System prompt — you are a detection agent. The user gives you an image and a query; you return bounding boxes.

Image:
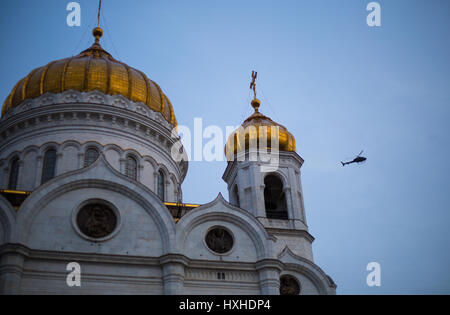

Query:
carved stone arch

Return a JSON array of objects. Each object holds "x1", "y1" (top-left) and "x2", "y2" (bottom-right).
[
  {"x1": 79, "y1": 141, "x2": 103, "y2": 169},
  {"x1": 142, "y1": 156, "x2": 158, "y2": 170},
  {"x1": 168, "y1": 174, "x2": 178, "y2": 202},
  {"x1": 37, "y1": 143, "x2": 63, "y2": 186},
  {"x1": 263, "y1": 171, "x2": 290, "y2": 220},
  {"x1": 278, "y1": 247, "x2": 336, "y2": 295},
  {"x1": 81, "y1": 141, "x2": 103, "y2": 152},
  {"x1": 12, "y1": 155, "x2": 176, "y2": 253},
  {"x1": 3, "y1": 153, "x2": 21, "y2": 189},
  {"x1": 102, "y1": 144, "x2": 122, "y2": 172},
  {"x1": 169, "y1": 174, "x2": 178, "y2": 190},
  {"x1": 22, "y1": 145, "x2": 40, "y2": 157},
  {"x1": 281, "y1": 264, "x2": 329, "y2": 295},
  {"x1": 157, "y1": 164, "x2": 171, "y2": 181},
  {"x1": 0, "y1": 194, "x2": 16, "y2": 244},
  {"x1": 61, "y1": 140, "x2": 82, "y2": 152},
  {"x1": 124, "y1": 149, "x2": 142, "y2": 163},
  {"x1": 123, "y1": 151, "x2": 140, "y2": 181},
  {"x1": 176, "y1": 194, "x2": 273, "y2": 260},
  {"x1": 179, "y1": 212, "x2": 268, "y2": 260},
  {"x1": 4, "y1": 151, "x2": 22, "y2": 163},
  {"x1": 82, "y1": 141, "x2": 104, "y2": 164},
  {"x1": 39, "y1": 142, "x2": 61, "y2": 156},
  {"x1": 103, "y1": 144, "x2": 122, "y2": 155},
  {"x1": 264, "y1": 170, "x2": 288, "y2": 188},
  {"x1": 154, "y1": 165, "x2": 170, "y2": 201},
  {"x1": 169, "y1": 174, "x2": 177, "y2": 184},
  {"x1": 15, "y1": 180, "x2": 175, "y2": 253},
  {"x1": 103, "y1": 143, "x2": 123, "y2": 154}
]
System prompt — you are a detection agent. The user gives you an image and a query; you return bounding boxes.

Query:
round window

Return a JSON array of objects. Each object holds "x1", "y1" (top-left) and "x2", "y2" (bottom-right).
[
  {"x1": 76, "y1": 203, "x2": 117, "y2": 239},
  {"x1": 280, "y1": 275, "x2": 301, "y2": 295},
  {"x1": 205, "y1": 227, "x2": 234, "y2": 254}
]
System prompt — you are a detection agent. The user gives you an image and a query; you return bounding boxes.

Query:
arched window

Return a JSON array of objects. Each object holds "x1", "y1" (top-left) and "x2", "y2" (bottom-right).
[
  {"x1": 41, "y1": 149, "x2": 57, "y2": 184},
  {"x1": 264, "y1": 175, "x2": 288, "y2": 220},
  {"x1": 125, "y1": 155, "x2": 137, "y2": 180},
  {"x1": 157, "y1": 170, "x2": 165, "y2": 201},
  {"x1": 233, "y1": 185, "x2": 240, "y2": 208},
  {"x1": 84, "y1": 148, "x2": 99, "y2": 167},
  {"x1": 8, "y1": 157, "x2": 20, "y2": 190}
]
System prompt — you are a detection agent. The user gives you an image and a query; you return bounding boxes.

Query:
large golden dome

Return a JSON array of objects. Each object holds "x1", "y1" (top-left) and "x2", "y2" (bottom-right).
[
  {"x1": 1, "y1": 27, "x2": 177, "y2": 126},
  {"x1": 225, "y1": 98, "x2": 296, "y2": 157}
]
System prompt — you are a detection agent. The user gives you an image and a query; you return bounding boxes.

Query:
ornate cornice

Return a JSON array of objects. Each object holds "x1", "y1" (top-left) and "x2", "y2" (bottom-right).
[{"x1": 1, "y1": 90, "x2": 175, "y2": 130}]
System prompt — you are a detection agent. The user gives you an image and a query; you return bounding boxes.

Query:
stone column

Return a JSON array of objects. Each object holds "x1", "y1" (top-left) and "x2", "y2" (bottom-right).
[
  {"x1": 55, "y1": 153, "x2": 63, "y2": 176},
  {"x1": 159, "y1": 254, "x2": 188, "y2": 295},
  {"x1": 234, "y1": 167, "x2": 244, "y2": 209},
  {"x1": 297, "y1": 173, "x2": 308, "y2": 225},
  {"x1": 251, "y1": 163, "x2": 266, "y2": 218},
  {"x1": 0, "y1": 245, "x2": 29, "y2": 295},
  {"x1": 164, "y1": 180, "x2": 170, "y2": 202},
  {"x1": 119, "y1": 158, "x2": 126, "y2": 174},
  {"x1": 137, "y1": 164, "x2": 144, "y2": 182},
  {"x1": 153, "y1": 172, "x2": 158, "y2": 193},
  {"x1": 283, "y1": 187, "x2": 296, "y2": 220},
  {"x1": 256, "y1": 259, "x2": 283, "y2": 295},
  {"x1": 15, "y1": 160, "x2": 25, "y2": 190},
  {"x1": 77, "y1": 153, "x2": 85, "y2": 169},
  {"x1": 257, "y1": 183, "x2": 266, "y2": 218},
  {"x1": 34, "y1": 155, "x2": 43, "y2": 188},
  {"x1": 2, "y1": 165, "x2": 9, "y2": 189},
  {"x1": 287, "y1": 168, "x2": 305, "y2": 223}
]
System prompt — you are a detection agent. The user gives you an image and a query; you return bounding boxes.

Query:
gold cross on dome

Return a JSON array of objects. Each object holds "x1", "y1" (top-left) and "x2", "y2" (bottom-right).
[{"x1": 250, "y1": 71, "x2": 258, "y2": 100}]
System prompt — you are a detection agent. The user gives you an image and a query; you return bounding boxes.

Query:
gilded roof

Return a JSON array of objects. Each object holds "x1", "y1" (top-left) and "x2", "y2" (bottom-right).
[
  {"x1": 225, "y1": 99, "x2": 296, "y2": 157},
  {"x1": 1, "y1": 27, "x2": 177, "y2": 126}
]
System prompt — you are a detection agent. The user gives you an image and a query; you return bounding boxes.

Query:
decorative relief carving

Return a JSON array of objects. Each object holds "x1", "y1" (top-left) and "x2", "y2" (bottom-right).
[
  {"x1": 61, "y1": 92, "x2": 80, "y2": 103},
  {"x1": 84, "y1": 93, "x2": 106, "y2": 104},
  {"x1": 3, "y1": 90, "x2": 175, "y2": 131},
  {"x1": 76, "y1": 203, "x2": 117, "y2": 239},
  {"x1": 41, "y1": 94, "x2": 56, "y2": 106},
  {"x1": 135, "y1": 104, "x2": 148, "y2": 116},
  {"x1": 205, "y1": 227, "x2": 234, "y2": 254},
  {"x1": 110, "y1": 95, "x2": 128, "y2": 109},
  {"x1": 18, "y1": 102, "x2": 33, "y2": 113}
]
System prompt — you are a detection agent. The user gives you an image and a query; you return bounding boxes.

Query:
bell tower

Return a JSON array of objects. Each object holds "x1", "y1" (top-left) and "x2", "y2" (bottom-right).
[{"x1": 223, "y1": 72, "x2": 314, "y2": 260}]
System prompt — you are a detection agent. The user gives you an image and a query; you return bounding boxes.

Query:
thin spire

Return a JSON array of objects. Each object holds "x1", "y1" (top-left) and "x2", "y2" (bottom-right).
[
  {"x1": 92, "y1": 0, "x2": 103, "y2": 45},
  {"x1": 97, "y1": 0, "x2": 102, "y2": 27}
]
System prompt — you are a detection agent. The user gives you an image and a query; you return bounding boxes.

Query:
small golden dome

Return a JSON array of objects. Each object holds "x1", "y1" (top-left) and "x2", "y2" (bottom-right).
[
  {"x1": 225, "y1": 100, "x2": 296, "y2": 157},
  {"x1": 2, "y1": 27, "x2": 177, "y2": 126}
]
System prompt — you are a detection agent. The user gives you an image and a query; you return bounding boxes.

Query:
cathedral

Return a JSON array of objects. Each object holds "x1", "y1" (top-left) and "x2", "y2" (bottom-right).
[{"x1": 0, "y1": 24, "x2": 336, "y2": 295}]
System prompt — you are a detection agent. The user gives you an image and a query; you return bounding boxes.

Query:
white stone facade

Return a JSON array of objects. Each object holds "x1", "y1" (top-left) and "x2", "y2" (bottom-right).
[
  {"x1": 0, "y1": 91, "x2": 336, "y2": 295},
  {"x1": 0, "y1": 90, "x2": 186, "y2": 202}
]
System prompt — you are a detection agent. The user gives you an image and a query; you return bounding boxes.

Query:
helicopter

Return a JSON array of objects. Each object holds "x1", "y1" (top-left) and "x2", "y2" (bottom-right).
[{"x1": 341, "y1": 151, "x2": 367, "y2": 167}]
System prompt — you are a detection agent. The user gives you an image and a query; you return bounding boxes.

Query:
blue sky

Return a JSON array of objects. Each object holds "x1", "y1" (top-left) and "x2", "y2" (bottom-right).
[{"x1": 1, "y1": 0, "x2": 449, "y2": 294}]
